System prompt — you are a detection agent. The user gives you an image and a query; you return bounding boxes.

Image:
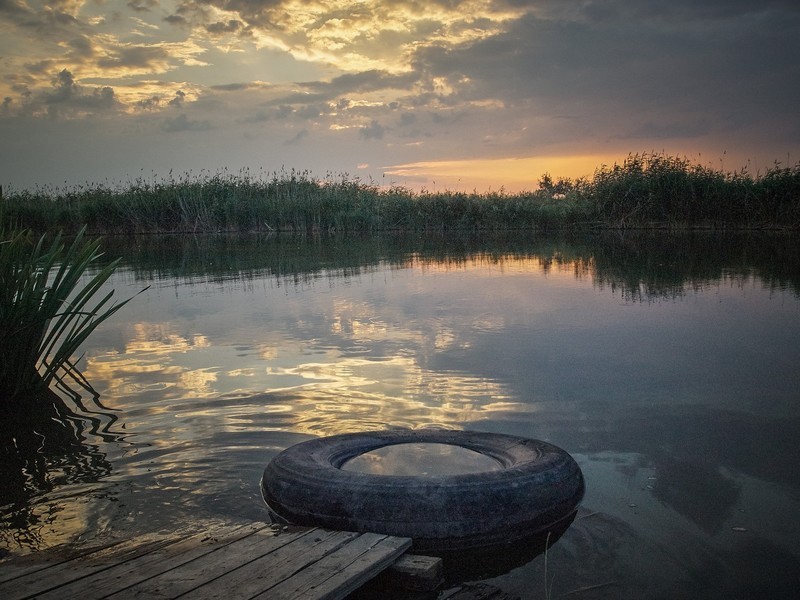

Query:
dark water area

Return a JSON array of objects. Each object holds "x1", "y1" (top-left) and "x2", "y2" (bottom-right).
[{"x1": 2, "y1": 231, "x2": 799, "y2": 598}]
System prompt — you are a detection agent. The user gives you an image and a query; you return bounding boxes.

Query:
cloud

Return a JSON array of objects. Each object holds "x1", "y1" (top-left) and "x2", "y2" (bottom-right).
[
  {"x1": 128, "y1": 0, "x2": 159, "y2": 12},
  {"x1": 402, "y1": 5, "x2": 800, "y2": 148},
  {"x1": 398, "y1": 112, "x2": 416, "y2": 127},
  {"x1": 360, "y1": 120, "x2": 385, "y2": 140},
  {"x1": 166, "y1": 1, "x2": 286, "y2": 31},
  {"x1": 168, "y1": 89, "x2": 186, "y2": 107},
  {"x1": 164, "y1": 13, "x2": 189, "y2": 26},
  {"x1": 274, "y1": 104, "x2": 293, "y2": 119},
  {"x1": 47, "y1": 68, "x2": 79, "y2": 103},
  {"x1": 136, "y1": 95, "x2": 162, "y2": 110},
  {"x1": 97, "y1": 44, "x2": 173, "y2": 71},
  {"x1": 300, "y1": 70, "x2": 418, "y2": 97},
  {"x1": 0, "y1": 1, "x2": 209, "y2": 114},
  {"x1": 0, "y1": 68, "x2": 123, "y2": 119},
  {"x1": 161, "y1": 112, "x2": 212, "y2": 132},
  {"x1": 263, "y1": 91, "x2": 329, "y2": 107},
  {"x1": 0, "y1": 0, "x2": 82, "y2": 32},
  {"x1": 206, "y1": 19, "x2": 244, "y2": 35},
  {"x1": 294, "y1": 103, "x2": 325, "y2": 119},
  {"x1": 0, "y1": 0, "x2": 30, "y2": 20},
  {"x1": 1, "y1": 0, "x2": 799, "y2": 191},
  {"x1": 163, "y1": 0, "x2": 522, "y2": 73},
  {"x1": 620, "y1": 119, "x2": 713, "y2": 141},
  {"x1": 285, "y1": 129, "x2": 308, "y2": 145},
  {"x1": 66, "y1": 34, "x2": 96, "y2": 59}
]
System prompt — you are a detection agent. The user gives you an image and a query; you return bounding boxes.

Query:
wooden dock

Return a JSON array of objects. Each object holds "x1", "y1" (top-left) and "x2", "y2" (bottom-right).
[{"x1": 0, "y1": 521, "x2": 413, "y2": 600}]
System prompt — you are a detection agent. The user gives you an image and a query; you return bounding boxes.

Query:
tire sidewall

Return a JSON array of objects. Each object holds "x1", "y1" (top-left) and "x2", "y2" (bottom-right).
[{"x1": 262, "y1": 429, "x2": 584, "y2": 551}]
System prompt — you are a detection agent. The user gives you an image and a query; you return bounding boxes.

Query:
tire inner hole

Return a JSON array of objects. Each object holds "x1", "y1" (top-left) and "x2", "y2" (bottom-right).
[{"x1": 341, "y1": 442, "x2": 504, "y2": 476}]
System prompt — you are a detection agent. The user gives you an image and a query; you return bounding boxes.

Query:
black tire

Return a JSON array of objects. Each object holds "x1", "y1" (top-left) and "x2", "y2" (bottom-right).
[{"x1": 261, "y1": 429, "x2": 584, "y2": 552}]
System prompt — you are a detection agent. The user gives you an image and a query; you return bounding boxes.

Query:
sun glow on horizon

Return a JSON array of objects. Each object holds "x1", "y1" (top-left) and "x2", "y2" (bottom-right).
[{"x1": 383, "y1": 154, "x2": 625, "y2": 193}]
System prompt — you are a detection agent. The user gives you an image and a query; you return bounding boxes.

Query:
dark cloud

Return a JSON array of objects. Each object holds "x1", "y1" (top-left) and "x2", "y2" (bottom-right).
[
  {"x1": 25, "y1": 60, "x2": 55, "y2": 74},
  {"x1": 36, "y1": 69, "x2": 119, "y2": 118},
  {"x1": 0, "y1": 0, "x2": 31, "y2": 20},
  {"x1": 241, "y1": 109, "x2": 269, "y2": 123},
  {"x1": 97, "y1": 45, "x2": 170, "y2": 70},
  {"x1": 161, "y1": 112, "x2": 212, "y2": 132},
  {"x1": 67, "y1": 35, "x2": 95, "y2": 59},
  {"x1": 206, "y1": 19, "x2": 243, "y2": 35},
  {"x1": 274, "y1": 104, "x2": 292, "y2": 119},
  {"x1": 168, "y1": 90, "x2": 186, "y2": 107},
  {"x1": 294, "y1": 103, "x2": 324, "y2": 119},
  {"x1": 285, "y1": 129, "x2": 308, "y2": 145},
  {"x1": 620, "y1": 119, "x2": 712, "y2": 141},
  {"x1": 499, "y1": 0, "x2": 800, "y2": 21},
  {"x1": 211, "y1": 82, "x2": 255, "y2": 91},
  {"x1": 0, "y1": 0, "x2": 93, "y2": 42},
  {"x1": 397, "y1": 112, "x2": 416, "y2": 127},
  {"x1": 47, "y1": 69, "x2": 79, "y2": 104},
  {"x1": 24, "y1": 1, "x2": 80, "y2": 29},
  {"x1": 127, "y1": 0, "x2": 159, "y2": 12},
  {"x1": 409, "y1": 6, "x2": 800, "y2": 142},
  {"x1": 164, "y1": 14, "x2": 189, "y2": 26},
  {"x1": 87, "y1": 87, "x2": 116, "y2": 109},
  {"x1": 10, "y1": 82, "x2": 31, "y2": 98},
  {"x1": 301, "y1": 70, "x2": 417, "y2": 96},
  {"x1": 618, "y1": 0, "x2": 800, "y2": 20},
  {"x1": 264, "y1": 91, "x2": 328, "y2": 107},
  {"x1": 137, "y1": 95, "x2": 162, "y2": 110},
  {"x1": 166, "y1": 0, "x2": 284, "y2": 30},
  {"x1": 360, "y1": 120, "x2": 385, "y2": 140},
  {"x1": 257, "y1": 71, "x2": 417, "y2": 117}
]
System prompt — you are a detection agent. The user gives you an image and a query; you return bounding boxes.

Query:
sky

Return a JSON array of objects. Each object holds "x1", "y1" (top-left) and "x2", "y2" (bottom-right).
[{"x1": 1, "y1": 0, "x2": 799, "y2": 193}]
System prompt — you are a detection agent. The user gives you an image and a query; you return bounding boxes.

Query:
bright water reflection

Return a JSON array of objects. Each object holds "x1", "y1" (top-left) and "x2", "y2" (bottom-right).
[
  {"x1": 341, "y1": 443, "x2": 504, "y2": 476},
  {"x1": 1, "y1": 232, "x2": 799, "y2": 598}
]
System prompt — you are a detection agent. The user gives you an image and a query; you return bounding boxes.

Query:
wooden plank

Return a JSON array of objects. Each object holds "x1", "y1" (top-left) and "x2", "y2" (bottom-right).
[
  {"x1": 107, "y1": 527, "x2": 318, "y2": 599},
  {"x1": 1, "y1": 525, "x2": 414, "y2": 600},
  {"x1": 257, "y1": 532, "x2": 412, "y2": 600},
  {"x1": 0, "y1": 522, "x2": 265, "y2": 600},
  {"x1": 0, "y1": 537, "x2": 177, "y2": 600},
  {"x1": 305, "y1": 534, "x2": 411, "y2": 600},
  {"x1": 33, "y1": 522, "x2": 269, "y2": 600},
  {"x1": 387, "y1": 554, "x2": 444, "y2": 591},
  {"x1": 179, "y1": 529, "x2": 360, "y2": 600},
  {"x1": 0, "y1": 519, "x2": 251, "y2": 585},
  {"x1": 0, "y1": 540, "x2": 128, "y2": 584}
]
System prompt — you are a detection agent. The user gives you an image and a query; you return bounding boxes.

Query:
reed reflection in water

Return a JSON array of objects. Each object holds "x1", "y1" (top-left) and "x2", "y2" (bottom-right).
[{"x1": 2, "y1": 232, "x2": 799, "y2": 599}]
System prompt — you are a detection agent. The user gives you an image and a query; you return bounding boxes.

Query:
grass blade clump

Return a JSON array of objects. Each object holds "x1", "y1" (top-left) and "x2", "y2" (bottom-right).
[{"x1": 0, "y1": 226, "x2": 137, "y2": 400}]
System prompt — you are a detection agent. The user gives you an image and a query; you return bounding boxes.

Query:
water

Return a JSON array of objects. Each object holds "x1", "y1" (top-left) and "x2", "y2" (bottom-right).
[
  {"x1": 341, "y1": 442, "x2": 504, "y2": 475},
  {"x1": 2, "y1": 231, "x2": 799, "y2": 598}
]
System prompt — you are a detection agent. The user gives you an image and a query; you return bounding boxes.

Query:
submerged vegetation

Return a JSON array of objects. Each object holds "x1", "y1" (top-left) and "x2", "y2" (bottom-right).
[
  {"x1": 98, "y1": 229, "x2": 800, "y2": 300},
  {"x1": 2, "y1": 153, "x2": 799, "y2": 234},
  {"x1": 0, "y1": 227, "x2": 137, "y2": 401}
]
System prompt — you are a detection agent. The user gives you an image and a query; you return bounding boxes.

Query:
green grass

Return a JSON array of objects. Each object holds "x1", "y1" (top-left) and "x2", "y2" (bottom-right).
[
  {"x1": 0, "y1": 226, "x2": 140, "y2": 400},
  {"x1": 2, "y1": 153, "x2": 799, "y2": 234},
  {"x1": 588, "y1": 153, "x2": 800, "y2": 227}
]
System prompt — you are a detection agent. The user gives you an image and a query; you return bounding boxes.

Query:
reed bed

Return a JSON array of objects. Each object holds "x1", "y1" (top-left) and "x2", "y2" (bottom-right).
[
  {"x1": 2, "y1": 153, "x2": 798, "y2": 234},
  {"x1": 0, "y1": 226, "x2": 139, "y2": 401}
]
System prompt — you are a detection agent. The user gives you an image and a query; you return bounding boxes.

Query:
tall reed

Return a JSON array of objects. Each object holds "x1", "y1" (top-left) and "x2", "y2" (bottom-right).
[
  {"x1": 2, "y1": 154, "x2": 798, "y2": 233},
  {"x1": 0, "y1": 227, "x2": 138, "y2": 401}
]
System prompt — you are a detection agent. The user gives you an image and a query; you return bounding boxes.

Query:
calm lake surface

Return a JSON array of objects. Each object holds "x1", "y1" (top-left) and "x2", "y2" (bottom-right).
[{"x1": 2, "y1": 231, "x2": 799, "y2": 598}]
